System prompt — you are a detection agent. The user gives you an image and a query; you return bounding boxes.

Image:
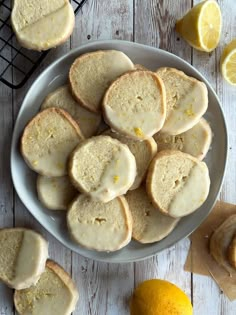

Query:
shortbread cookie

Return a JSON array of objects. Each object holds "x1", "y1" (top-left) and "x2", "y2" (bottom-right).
[
  {"x1": 11, "y1": 0, "x2": 75, "y2": 51},
  {"x1": 21, "y1": 108, "x2": 84, "y2": 177},
  {"x1": 0, "y1": 228, "x2": 48, "y2": 290},
  {"x1": 134, "y1": 64, "x2": 149, "y2": 70},
  {"x1": 103, "y1": 129, "x2": 157, "y2": 190},
  {"x1": 156, "y1": 67, "x2": 208, "y2": 135},
  {"x1": 69, "y1": 50, "x2": 134, "y2": 113},
  {"x1": 41, "y1": 85, "x2": 101, "y2": 138},
  {"x1": 69, "y1": 135, "x2": 136, "y2": 202},
  {"x1": 37, "y1": 175, "x2": 77, "y2": 210},
  {"x1": 126, "y1": 186, "x2": 179, "y2": 243},
  {"x1": 67, "y1": 195, "x2": 132, "y2": 251},
  {"x1": 154, "y1": 118, "x2": 212, "y2": 160},
  {"x1": 103, "y1": 70, "x2": 166, "y2": 140},
  {"x1": 14, "y1": 260, "x2": 79, "y2": 315},
  {"x1": 146, "y1": 150, "x2": 210, "y2": 218},
  {"x1": 210, "y1": 215, "x2": 236, "y2": 274}
]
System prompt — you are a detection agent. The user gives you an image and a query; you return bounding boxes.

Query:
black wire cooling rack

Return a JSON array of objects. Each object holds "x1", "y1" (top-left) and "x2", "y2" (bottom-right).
[{"x1": 0, "y1": 0, "x2": 88, "y2": 89}]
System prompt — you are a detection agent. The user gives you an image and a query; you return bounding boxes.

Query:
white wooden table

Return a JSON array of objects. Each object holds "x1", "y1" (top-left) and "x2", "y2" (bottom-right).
[{"x1": 1, "y1": 1, "x2": 236, "y2": 314}]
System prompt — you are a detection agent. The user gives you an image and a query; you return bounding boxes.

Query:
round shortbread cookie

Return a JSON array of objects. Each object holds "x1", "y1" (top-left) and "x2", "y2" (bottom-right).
[
  {"x1": 11, "y1": 0, "x2": 75, "y2": 51},
  {"x1": 156, "y1": 67, "x2": 208, "y2": 135},
  {"x1": 126, "y1": 186, "x2": 179, "y2": 244},
  {"x1": 210, "y1": 215, "x2": 236, "y2": 275},
  {"x1": 14, "y1": 260, "x2": 79, "y2": 315},
  {"x1": 146, "y1": 150, "x2": 210, "y2": 218},
  {"x1": 0, "y1": 228, "x2": 48, "y2": 290},
  {"x1": 103, "y1": 129, "x2": 157, "y2": 190},
  {"x1": 154, "y1": 118, "x2": 212, "y2": 160},
  {"x1": 69, "y1": 50, "x2": 134, "y2": 113},
  {"x1": 21, "y1": 108, "x2": 84, "y2": 177},
  {"x1": 69, "y1": 135, "x2": 136, "y2": 202},
  {"x1": 134, "y1": 64, "x2": 149, "y2": 71},
  {"x1": 67, "y1": 195, "x2": 132, "y2": 252},
  {"x1": 37, "y1": 175, "x2": 77, "y2": 210},
  {"x1": 41, "y1": 85, "x2": 101, "y2": 138},
  {"x1": 102, "y1": 70, "x2": 166, "y2": 140}
]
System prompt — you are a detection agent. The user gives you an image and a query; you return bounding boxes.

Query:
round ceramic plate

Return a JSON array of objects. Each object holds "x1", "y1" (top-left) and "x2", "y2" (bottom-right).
[{"x1": 11, "y1": 40, "x2": 227, "y2": 263}]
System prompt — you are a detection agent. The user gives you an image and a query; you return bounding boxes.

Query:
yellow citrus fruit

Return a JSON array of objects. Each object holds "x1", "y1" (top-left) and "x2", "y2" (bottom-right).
[
  {"x1": 130, "y1": 279, "x2": 193, "y2": 315},
  {"x1": 175, "y1": 0, "x2": 222, "y2": 52},
  {"x1": 220, "y1": 39, "x2": 236, "y2": 85}
]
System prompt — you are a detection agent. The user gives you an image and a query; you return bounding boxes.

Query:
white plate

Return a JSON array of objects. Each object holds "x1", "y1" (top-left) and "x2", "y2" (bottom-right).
[{"x1": 11, "y1": 40, "x2": 227, "y2": 263}]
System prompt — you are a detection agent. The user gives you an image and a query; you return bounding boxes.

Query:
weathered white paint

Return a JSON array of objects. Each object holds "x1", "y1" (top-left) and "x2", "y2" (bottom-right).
[
  {"x1": 0, "y1": 1, "x2": 235, "y2": 314},
  {"x1": 191, "y1": 1, "x2": 236, "y2": 314}
]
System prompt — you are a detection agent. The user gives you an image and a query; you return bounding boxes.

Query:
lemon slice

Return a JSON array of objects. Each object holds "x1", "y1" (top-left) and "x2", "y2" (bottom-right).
[
  {"x1": 176, "y1": 0, "x2": 222, "y2": 52},
  {"x1": 221, "y1": 40, "x2": 236, "y2": 85}
]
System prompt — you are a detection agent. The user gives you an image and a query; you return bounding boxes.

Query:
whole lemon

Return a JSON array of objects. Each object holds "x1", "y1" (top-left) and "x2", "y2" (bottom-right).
[{"x1": 130, "y1": 279, "x2": 193, "y2": 315}]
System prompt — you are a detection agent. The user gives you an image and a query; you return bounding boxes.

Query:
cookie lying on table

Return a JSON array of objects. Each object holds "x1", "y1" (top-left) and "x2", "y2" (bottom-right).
[
  {"x1": 14, "y1": 260, "x2": 79, "y2": 315},
  {"x1": 11, "y1": 0, "x2": 75, "y2": 51},
  {"x1": 0, "y1": 228, "x2": 48, "y2": 290}
]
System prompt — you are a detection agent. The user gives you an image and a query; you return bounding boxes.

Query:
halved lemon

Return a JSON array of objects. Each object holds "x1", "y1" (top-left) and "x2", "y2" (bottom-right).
[
  {"x1": 221, "y1": 40, "x2": 236, "y2": 85},
  {"x1": 176, "y1": 0, "x2": 222, "y2": 52}
]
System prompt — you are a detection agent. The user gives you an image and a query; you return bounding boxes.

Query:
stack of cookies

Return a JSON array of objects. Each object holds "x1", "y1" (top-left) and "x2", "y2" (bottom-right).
[{"x1": 21, "y1": 50, "x2": 211, "y2": 252}]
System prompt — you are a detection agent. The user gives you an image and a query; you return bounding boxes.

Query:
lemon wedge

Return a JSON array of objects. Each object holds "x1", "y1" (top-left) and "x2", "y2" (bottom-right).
[
  {"x1": 221, "y1": 39, "x2": 236, "y2": 85},
  {"x1": 176, "y1": 0, "x2": 222, "y2": 52}
]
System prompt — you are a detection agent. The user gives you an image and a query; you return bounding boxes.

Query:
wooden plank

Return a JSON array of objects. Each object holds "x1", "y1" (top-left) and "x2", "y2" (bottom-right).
[
  {"x1": 191, "y1": 1, "x2": 236, "y2": 314},
  {"x1": 0, "y1": 70, "x2": 14, "y2": 315},
  {"x1": 134, "y1": 0, "x2": 192, "y2": 60},
  {"x1": 71, "y1": 0, "x2": 133, "y2": 46},
  {"x1": 11, "y1": 17, "x2": 74, "y2": 315},
  {"x1": 71, "y1": 1, "x2": 134, "y2": 314},
  {"x1": 134, "y1": 0, "x2": 192, "y2": 306}
]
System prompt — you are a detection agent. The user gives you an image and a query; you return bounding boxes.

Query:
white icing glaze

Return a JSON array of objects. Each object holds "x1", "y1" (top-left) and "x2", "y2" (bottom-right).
[
  {"x1": 13, "y1": 231, "x2": 48, "y2": 289},
  {"x1": 169, "y1": 163, "x2": 210, "y2": 217},
  {"x1": 183, "y1": 118, "x2": 212, "y2": 160},
  {"x1": 105, "y1": 106, "x2": 165, "y2": 139},
  {"x1": 17, "y1": 4, "x2": 74, "y2": 50},
  {"x1": 162, "y1": 82, "x2": 208, "y2": 135},
  {"x1": 24, "y1": 286, "x2": 77, "y2": 315},
  {"x1": 90, "y1": 145, "x2": 136, "y2": 202}
]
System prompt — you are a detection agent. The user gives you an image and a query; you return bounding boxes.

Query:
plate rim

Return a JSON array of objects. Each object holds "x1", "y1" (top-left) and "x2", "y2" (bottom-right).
[{"x1": 10, "y1": 39, "x2": 228, "y2": 263}]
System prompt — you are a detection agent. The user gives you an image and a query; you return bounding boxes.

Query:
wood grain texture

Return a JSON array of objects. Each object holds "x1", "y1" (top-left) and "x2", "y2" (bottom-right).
[
  {"x1": 191, "y1": 1, "x2": 236, "y2": 314},
  {"x1": 0, "y1": 0, "x2": 235, "y2": 314},
  {"x1": 71, "y1": 0, "x2": 133, "y2": 47},
  {"x1": 134, "y1": 0, "x2": 192, "y2": 309}
]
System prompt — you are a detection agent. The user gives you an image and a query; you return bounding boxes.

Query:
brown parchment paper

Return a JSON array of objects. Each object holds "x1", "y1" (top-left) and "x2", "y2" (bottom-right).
[{"x1": 184, "y1": 200, "x2": 236, "y2": 301}]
